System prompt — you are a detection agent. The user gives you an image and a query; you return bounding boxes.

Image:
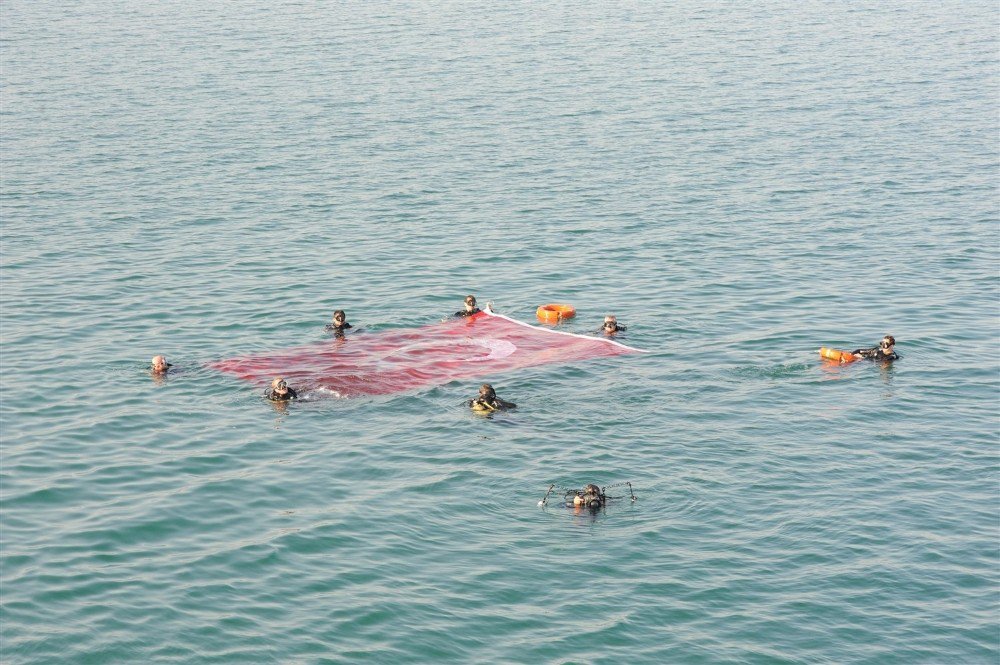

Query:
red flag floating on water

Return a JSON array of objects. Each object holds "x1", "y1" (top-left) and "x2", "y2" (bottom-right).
[{"x1": 209, "y1": 308, "x2": 644, "y2": 397}]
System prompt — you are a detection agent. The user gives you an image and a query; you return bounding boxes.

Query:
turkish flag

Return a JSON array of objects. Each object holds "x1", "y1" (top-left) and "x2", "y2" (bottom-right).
[{"x1": 209, "y1": 309, "x2": 643, "y2": 397}]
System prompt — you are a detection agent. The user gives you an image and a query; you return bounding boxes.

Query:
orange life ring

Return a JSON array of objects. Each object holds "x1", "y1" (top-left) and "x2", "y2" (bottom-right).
[
  {"x1": 536, "y1": 303, "x2": 576, "y2": 323},
  {"x1": 819, "y1": 347, "x2": 859, "y2": 364}
]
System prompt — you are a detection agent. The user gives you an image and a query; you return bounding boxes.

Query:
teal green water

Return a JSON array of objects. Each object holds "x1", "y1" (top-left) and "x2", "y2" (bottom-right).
[{"x1": 2, "y1": 2, "x2": 998, "y2": 663}]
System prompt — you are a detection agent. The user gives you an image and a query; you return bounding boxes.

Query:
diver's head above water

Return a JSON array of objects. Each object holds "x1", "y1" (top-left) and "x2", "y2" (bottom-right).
[
  {"x1": 572, "y1": 483, "x2": 605, "y2": 509},
  {"x1": 469, "y1": 383, "x2": 515, "y2": 411},
  {"x1": 456, "y1": 295, "x2": 481, "y2": 317},
  {"x1": 602, "y1": 315, "x2": 625, "y2": 334},
  {"x1": 265, "y1": 377, "x2": 297, "y2": 403},
  {"x1": 266, "y1": 377, "x2": 298, "y2": 401},
  {"x1": 267, "y1": 377, "x2": 297, "y2": 401},
  {"x1": 543, "y1": 482, "x2": 634, "y2": 509},
  {"x1": 332, "y1": 309, "x2": 348, "y2": 327},
  {"x1": 151, "y1": 355, "x2": 171, "y2": 373},
  {"x1": 851, "y1": 334, "x2": 900, "y2": 361}
]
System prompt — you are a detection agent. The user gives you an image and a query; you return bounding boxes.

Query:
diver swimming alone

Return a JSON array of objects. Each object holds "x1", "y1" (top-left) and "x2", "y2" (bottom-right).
[
  {"x1": 265, "y1": 377, "x2": 298, "y2": 401},
  {"x1": 600, "y1": 315, "x2": 627, "y2": 335},
  {"x1": 325, "y1": 309, "x2": 353, "y2": 334},
  {"x1": 151, "y1": 355, "x2": 172, "y2": 374},
  {"x1": 455, "y1": 295, "x2": 481, "y2": 318},
  {"x1": 537, "y1": 482, "x2": 637, "y2": 510},
  {"x1": 570, "y1": 484, "x2": 605, "y2": 509},
  {"x1": 852, "y1": 335, "x2": 900, "y2": 361},
  {"x1": 469, "y1": 383, "x2": 516, "y2": 412}
]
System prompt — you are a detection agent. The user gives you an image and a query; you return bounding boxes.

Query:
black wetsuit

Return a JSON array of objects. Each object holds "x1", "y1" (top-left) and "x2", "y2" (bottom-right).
[
  {"x1": 325, "y1": 322, "x2": 352, "y2": 332},
  {"x1": 455, "y1": 308, "x2": 481, "y2": 317},
  {"x1": 265, "y1": 387, "x2": 299, "y2": 401},
  {"x1": 601, "y1": 323, "x2": 627, "y2": 333},
  {"x1": 565, "y1": 490, "x2": 604, "y2": 509},
  {"x1": 852, "y1": 347, "x2": 900, "y2": 361},
  {"x1": 469, "y1": 396, "x2": 515, "y2": 411}
]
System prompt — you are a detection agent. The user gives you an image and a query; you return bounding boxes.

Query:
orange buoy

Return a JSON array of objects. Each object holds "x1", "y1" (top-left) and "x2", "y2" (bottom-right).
[
  {"x1": 819, "y1": 347, "x2": 859, "y2": 364},
  {"x1": 536, "y1": 303, "x2": 576, "y2": 323}
]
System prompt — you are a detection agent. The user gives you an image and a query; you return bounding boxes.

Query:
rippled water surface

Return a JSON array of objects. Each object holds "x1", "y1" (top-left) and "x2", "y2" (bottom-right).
[{"x1": 2, "y1": 1, "x2": 998, "y2": 663}]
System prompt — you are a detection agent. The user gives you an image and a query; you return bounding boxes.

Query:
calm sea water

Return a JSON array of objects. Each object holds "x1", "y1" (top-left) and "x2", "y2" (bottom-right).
[{"x1": 2, "y1": 1, "x2": 998, "y2": 663}]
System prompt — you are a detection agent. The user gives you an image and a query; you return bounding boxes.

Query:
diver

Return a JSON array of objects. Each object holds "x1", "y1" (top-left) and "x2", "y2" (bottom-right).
[
  {"x1": 150, "y1": 355, "x2": 172, "y2": 374},
  {"x1": 455, "y1": 295, "x2": 481, "y2": 317},
  {"x1": 568, "y1": 484, "x2": 605, "y2": 509},
  {"x1": 325, "y1": 309, "x2": 352, "y2": 334},
  {"x1": 538, "y1": 482, "x2": 636, "y2": 509},
  {"x1": 852, "y1": 335, "x2": 900, "y2": 361},
  {"x1": 469, "y1": 383, "x2": 515, "y2": 412},
  {"x1": 265, "y1": 377, "x2": 299, "y2": 401},
  {"x1": 599, "y1": 315, "x2": 627, "y2": 335}
]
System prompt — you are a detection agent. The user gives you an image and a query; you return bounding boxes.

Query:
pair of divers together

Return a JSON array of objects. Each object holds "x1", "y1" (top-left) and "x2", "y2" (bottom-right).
[
  {"x1": 540, "y1": 336, "x2": 899, "y2": 514},
  {"x1": 460, "y1": 306, "x2": 514, "y2": 412},
  {"x1": 263, "y1": 310, "x2": 353, "y2": 401},
  {"x1": 461, "y1": 295, "x2": 624, "y2": 413},
  {"x1": 149, "y1": 355, "x2": 302, "y2": 402},
  {"x1": 463, "y1": 294, "x2": 620, "y2": 512},
  {"x1": 261, "y1": 309, "x2": 347, "y2": 401},
  {"x1": 457, "y1": 295, "x2": 627, "y2": 335}
]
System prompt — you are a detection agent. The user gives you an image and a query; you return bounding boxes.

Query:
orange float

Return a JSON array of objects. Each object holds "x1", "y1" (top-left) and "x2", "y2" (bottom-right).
[
  {"x1": 819, "y1": 347, "x2": 859, "y2": 364},
  {"x1": 536, "y1": 303, "x2": 576, "y2": 323}
]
